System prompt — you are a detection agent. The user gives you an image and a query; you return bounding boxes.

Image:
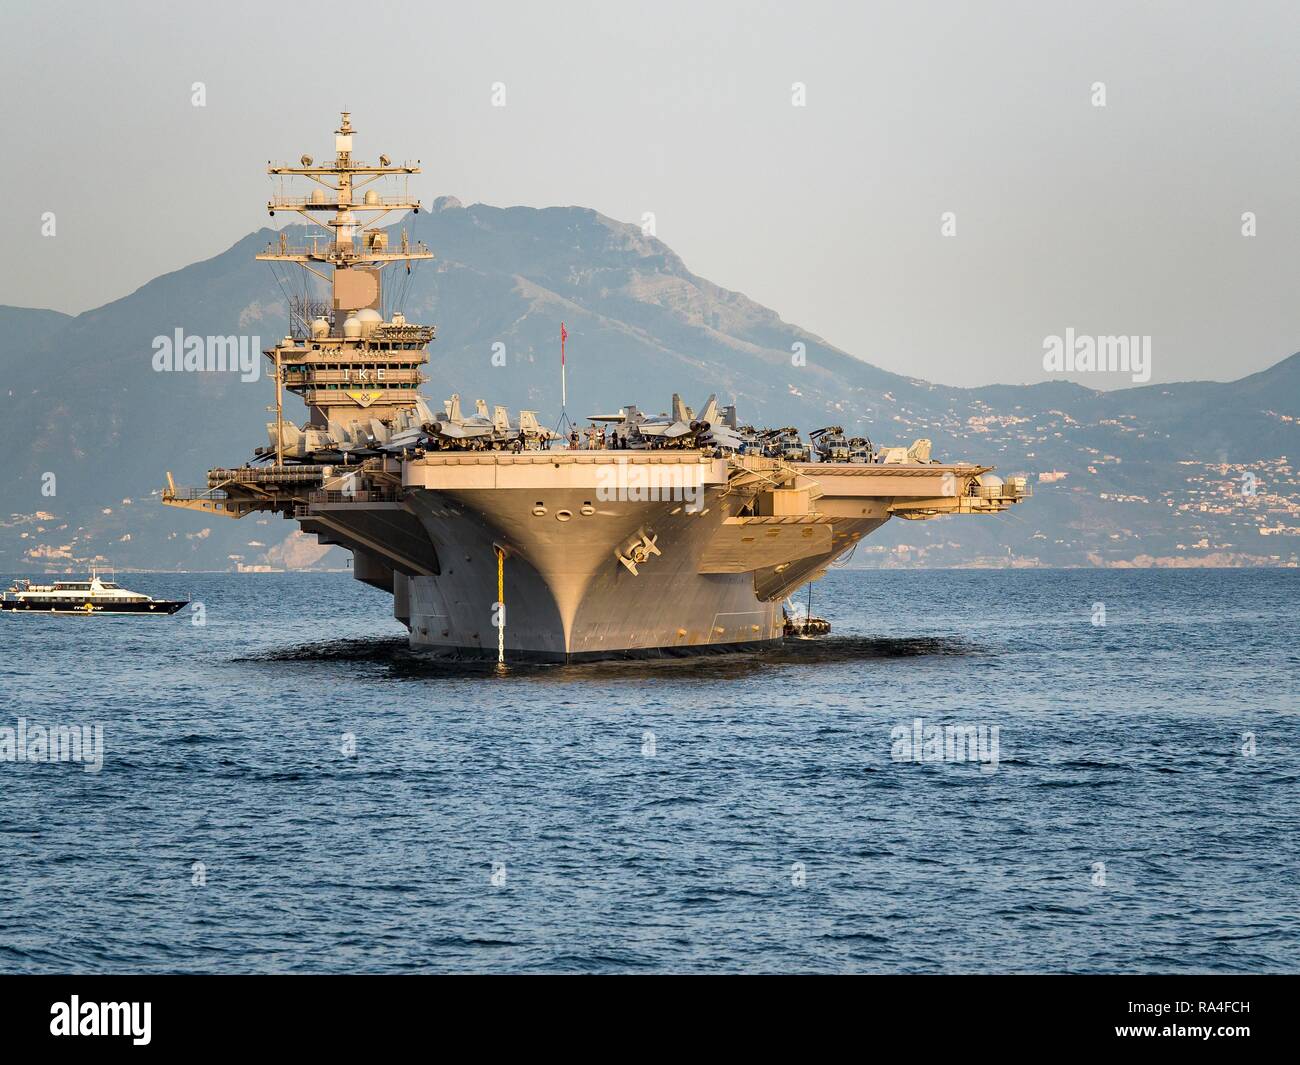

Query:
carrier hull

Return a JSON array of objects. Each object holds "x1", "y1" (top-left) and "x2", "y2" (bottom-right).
[{"x1": 287, "y1": 451, "x2": 1017, "y2": 662}]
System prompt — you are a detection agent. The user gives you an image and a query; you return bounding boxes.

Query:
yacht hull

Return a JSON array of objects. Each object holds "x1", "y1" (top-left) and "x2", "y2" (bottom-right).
[{"x1": 0, "y1": 600, "x2": 188, "y2": 615}]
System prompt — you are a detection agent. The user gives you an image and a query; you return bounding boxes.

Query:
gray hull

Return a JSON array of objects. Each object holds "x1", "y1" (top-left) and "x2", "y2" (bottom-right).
[
  {"x1": 290, "y1": 451, "x2": 1019, "y2": 662},
  {"x1": 402, "y1": 487, "x2": 789, "y2": 660}
]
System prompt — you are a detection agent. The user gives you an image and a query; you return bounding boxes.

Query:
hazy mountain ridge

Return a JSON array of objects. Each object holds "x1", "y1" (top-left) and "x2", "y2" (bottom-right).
[{"x1": 1, "y1": 201, "x2": 1296, "y2": 572}]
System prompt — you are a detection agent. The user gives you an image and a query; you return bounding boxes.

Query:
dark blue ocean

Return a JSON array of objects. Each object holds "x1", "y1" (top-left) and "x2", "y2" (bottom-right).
[{"x1": 1, "y1": 568, "x2": 1296, "y2": 974}]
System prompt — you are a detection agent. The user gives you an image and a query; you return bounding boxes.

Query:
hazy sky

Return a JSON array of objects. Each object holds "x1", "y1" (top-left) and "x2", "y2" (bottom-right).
[{"x1": 4, "y1": 0, "x2": 1298, "y2": 388}]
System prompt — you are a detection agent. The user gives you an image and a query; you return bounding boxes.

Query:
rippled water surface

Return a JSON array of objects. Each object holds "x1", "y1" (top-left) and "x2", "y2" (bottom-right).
[{"x1": 1, "y1": 568, "x2": 1296, "y2": 973}]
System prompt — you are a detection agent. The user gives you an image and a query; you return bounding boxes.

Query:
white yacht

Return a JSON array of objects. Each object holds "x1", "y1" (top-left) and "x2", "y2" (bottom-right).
[{"x1": 1, "y1": 573, "x2": 188, "y2": 615}]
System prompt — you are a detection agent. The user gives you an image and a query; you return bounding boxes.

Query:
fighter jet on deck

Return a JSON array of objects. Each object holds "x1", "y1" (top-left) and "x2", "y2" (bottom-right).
[
  {"x1": 421, "y1": 394, "x2": 558, "y2": 451},
  {"x1": 589, "y1": 393, "x2": 743, "y2": 451}
]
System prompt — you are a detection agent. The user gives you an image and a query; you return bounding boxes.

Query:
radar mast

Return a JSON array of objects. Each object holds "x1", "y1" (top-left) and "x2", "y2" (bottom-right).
[{"x1": 257, "y1": 112, "x2": 435, "y2": 444}]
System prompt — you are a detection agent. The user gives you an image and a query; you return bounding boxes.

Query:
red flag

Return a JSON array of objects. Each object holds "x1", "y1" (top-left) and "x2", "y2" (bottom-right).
[{"x1": 560, "y1": 322, "x2": 567, "y2": 365}]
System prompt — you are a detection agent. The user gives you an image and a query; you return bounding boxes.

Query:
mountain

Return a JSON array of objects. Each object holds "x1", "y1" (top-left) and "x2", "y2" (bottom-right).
[{"x1": 1, "y1": 199, "x2": 1297, "y2": 572}]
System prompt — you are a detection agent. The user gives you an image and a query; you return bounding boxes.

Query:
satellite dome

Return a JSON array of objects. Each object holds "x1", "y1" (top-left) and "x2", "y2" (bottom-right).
[{"x1": 355, "y1": 307, "x2": 382, "y2": 338}]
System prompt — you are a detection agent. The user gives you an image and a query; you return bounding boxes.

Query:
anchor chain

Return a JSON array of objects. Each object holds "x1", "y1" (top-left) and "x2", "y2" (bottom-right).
[{"x1": 495, "y1": 546, "x2": 506, "y2": 668}]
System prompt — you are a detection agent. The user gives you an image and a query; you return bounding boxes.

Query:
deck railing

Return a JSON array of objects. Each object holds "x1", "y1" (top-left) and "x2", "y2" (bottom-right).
[{"x1": 305, "y1": 490, "x2": 404, "y2": 505}]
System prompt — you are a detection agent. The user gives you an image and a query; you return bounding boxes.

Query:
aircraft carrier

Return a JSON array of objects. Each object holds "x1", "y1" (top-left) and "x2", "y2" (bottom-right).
[{"x1": 163, "y1": 113, "x2": 1029, "y2": 662}]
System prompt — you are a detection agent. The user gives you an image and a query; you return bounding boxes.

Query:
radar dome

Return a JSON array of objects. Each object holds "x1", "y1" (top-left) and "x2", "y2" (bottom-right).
[{"x1": 356, "y1": 308, "x2": 383, "y2": 338}]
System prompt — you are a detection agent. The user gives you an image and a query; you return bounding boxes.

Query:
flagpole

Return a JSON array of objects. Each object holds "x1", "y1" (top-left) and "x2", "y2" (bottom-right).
[{"x1": 553, "y1": 322, "x2": 573, "y2": 447}]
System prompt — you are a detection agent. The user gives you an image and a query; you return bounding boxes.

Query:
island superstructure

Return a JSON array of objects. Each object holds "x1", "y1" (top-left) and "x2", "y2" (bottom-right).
[{"x1": 163, "y1": 113, "x2": 1029, "y2": 661}]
